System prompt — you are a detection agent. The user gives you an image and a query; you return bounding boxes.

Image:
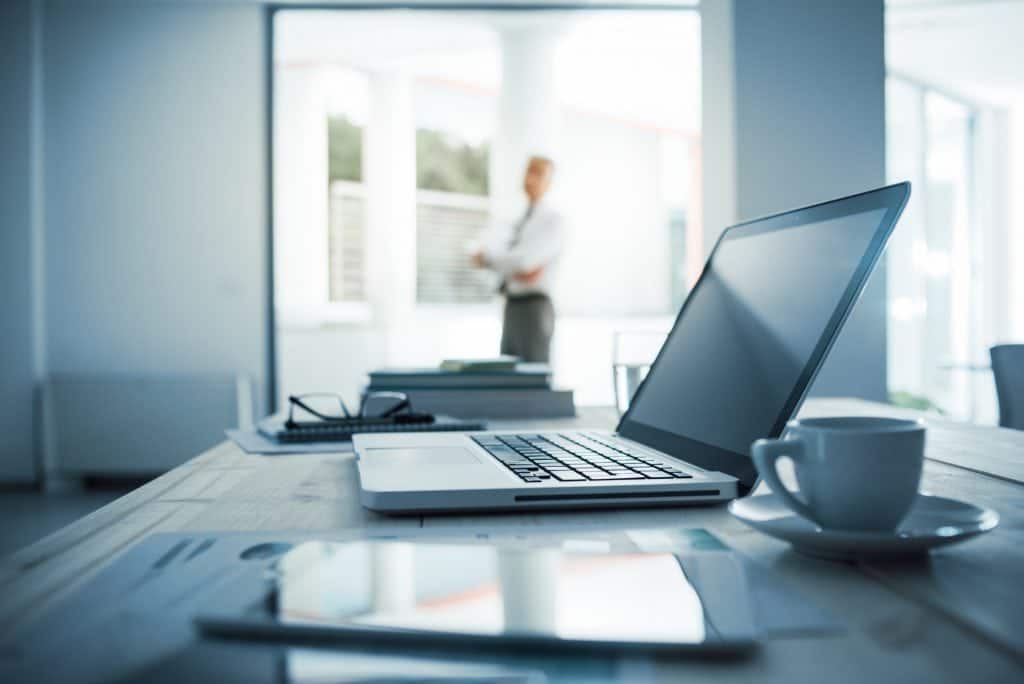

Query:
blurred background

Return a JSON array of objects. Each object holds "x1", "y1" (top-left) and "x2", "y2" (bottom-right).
[
  {"x1": 1, "y1": 0, "x2": 1023, "y2": 548},
  {"x1": 273, "y1": 9, "x2": 701, "y2": 408}
]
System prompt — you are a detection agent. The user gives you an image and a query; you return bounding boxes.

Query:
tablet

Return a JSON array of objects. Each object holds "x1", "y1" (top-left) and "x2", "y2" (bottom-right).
[{"x1": 196, "y1": 540, "x2": 758, "y2": 654}]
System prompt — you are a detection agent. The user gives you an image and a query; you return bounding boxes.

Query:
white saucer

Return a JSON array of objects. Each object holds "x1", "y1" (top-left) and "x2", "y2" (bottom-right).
[{"x1": 729, "y1": 493, "x2": 999, "y2": 561}]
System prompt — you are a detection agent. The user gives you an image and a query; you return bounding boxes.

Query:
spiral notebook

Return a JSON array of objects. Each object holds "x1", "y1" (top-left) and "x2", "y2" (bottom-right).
[{"x1": 257, "y1": 413, "x2": 486, "y2": 444}]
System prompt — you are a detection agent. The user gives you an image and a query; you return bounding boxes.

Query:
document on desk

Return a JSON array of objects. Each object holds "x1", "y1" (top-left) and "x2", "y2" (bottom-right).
[{"x1": 226, "y1": 428, "x2": 354, "y2": 454}]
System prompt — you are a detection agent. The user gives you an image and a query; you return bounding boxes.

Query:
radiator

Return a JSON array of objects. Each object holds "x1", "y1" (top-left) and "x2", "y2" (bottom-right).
[{"x1": 43, "y1": 373, "x2": 252, "y2": 479}]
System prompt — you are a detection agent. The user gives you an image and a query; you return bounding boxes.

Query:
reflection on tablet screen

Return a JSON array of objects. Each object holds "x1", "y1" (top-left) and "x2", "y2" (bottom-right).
[{"x1": 275, "y1": 542, "x2": 718, "y2": 646}]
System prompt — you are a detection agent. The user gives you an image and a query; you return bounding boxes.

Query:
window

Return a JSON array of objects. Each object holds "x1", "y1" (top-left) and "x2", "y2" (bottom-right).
[
  {"x1": 328, "y1": 181, "x2": 366, "y2": 303},
  {"x1": 886, "y1": 77, "x2": 987, "y2": 420},
  {"x1": 416, "y1": 129, "x2": 488, "y2": 196},
  {"x1": 327, "y1": 115, "x2": 367, "y2": 303},
  {"x1": 416, "y1": 189, "x2": 492, "y2": 303},
  {"x1": 885, "y1": 0, "x2": 1024, "y2": 424},
  {"x1": 273, "y1": 8, "x2": 701, "y2": 406},
  {"x1": 415, "y1": 127, "x2": 493, "y2": 304}
]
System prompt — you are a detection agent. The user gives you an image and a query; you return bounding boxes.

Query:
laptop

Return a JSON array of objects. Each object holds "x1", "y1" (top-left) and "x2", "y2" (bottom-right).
[{"x1": 354, "y1": 183, "x2": 911, "y2": 514}]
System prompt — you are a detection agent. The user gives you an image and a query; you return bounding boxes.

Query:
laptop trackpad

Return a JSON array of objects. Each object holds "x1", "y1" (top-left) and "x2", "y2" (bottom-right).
[{"x1": 364, "y1": 447, "x2": 483, "y2": 467}]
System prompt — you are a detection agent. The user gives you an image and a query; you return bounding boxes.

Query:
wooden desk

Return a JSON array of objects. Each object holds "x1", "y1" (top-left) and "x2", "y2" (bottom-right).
[{"x1": 1, "y1": 399, "x2": 1023, "y2": 682}]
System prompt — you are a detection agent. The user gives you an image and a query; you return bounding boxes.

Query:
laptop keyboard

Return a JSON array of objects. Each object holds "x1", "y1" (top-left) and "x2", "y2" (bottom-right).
[{"x1": 471, "y1": 433, "x2": 693, "y2": 484}]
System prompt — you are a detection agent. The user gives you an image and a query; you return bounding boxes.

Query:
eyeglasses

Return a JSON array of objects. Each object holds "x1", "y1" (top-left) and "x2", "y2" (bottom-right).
[{"x1": 285, "y1": 392, "x2": 419, "y2": 428}]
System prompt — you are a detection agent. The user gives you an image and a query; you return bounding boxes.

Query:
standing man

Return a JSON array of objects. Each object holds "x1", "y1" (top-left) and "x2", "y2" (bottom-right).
[{"x1": 473, "y1": 155, "x2": 565, "y2": 363}]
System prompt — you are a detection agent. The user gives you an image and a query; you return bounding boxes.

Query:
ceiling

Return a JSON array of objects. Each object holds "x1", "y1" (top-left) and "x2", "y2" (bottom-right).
[
  {"x1": 274, "y1": 8, "x2": 702, "y2": 133},
  {"x1": 886, "y1": 0, "x2": 1024, "y2": 104},
  {"x1": 274, "y1": 1, "x2": 1024, "y2": 111}
]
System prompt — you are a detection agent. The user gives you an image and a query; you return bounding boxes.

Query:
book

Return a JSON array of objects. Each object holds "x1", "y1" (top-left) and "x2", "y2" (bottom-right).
[
  {"x1": 368, "y1": 364, "x2": 551, "y2": 390},
  {"x1": 377, "y1": 387, "x2": 575, "y2": 419},
  {"x1": 439, "y1": 356, "x2": 520, "y2": 372}
]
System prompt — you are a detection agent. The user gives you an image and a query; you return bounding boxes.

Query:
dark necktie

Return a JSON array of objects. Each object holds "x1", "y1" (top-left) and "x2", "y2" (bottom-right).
[{"x1": 508, "y1": 206, "x2": 533, "y2": 248}]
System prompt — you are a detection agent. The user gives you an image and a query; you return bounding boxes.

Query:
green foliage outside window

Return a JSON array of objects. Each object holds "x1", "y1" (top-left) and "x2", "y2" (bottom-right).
[
  {"x1": 416, "y1": 130, "x2": 489, "y2": 196},
  {"x1": 328, "y1": 116, "x2": 363, "y2": 183},
  {"x1": 327, "y1": 118, "x2": 489, "y2": 196}
]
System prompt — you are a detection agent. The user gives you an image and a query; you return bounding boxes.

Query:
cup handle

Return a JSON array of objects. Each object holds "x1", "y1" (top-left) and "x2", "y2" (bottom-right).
[{"x1": 751, "y1": 437, "x2": 817, "y2": 524}]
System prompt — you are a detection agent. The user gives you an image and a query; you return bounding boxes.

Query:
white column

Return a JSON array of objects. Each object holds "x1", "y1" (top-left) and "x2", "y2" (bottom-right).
[
  {"x1": 491, "y1": 27, "x2": 563, "y2": 223},
  {"x1": 701, "y1": 0, "x2": 889, "y2": 401},
  {"x1": 274, "y1": 66, "x2": 329, "y2": 317},
  {"x1": 364, "y1": 71, "x2": 416, "y2": 348}
]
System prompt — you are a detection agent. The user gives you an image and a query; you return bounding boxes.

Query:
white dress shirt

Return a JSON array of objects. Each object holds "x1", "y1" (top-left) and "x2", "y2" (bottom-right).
[{"x1": 481, "y1": 201, "x2": 565, "y2": 297}]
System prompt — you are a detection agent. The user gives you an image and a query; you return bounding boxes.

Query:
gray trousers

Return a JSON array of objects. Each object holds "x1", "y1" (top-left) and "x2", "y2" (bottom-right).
[{"x1": 500, "y1": 294, "x2": 555, "y2": 363}]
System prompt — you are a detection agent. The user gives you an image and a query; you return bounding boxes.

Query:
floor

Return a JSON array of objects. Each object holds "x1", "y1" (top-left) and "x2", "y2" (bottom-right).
[{"x1": 0, "y1": 481, "x2": 141, "y2": 559}]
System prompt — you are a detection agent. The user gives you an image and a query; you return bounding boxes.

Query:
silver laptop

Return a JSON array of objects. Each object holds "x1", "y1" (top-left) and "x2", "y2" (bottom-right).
[{"x1": 355, "y1": 183, "x2": 911, "y2": 514}]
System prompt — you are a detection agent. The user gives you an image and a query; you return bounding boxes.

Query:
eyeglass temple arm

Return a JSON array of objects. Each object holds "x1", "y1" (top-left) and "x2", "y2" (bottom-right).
[{"x1": 288, "y1": 395, "x2": 352, "y2": 421}]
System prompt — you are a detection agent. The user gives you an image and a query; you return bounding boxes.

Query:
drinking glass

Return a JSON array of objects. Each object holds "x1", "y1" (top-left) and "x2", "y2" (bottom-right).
[{"x1": 612, "y1": 330, "x2": 667, "y2": 415}]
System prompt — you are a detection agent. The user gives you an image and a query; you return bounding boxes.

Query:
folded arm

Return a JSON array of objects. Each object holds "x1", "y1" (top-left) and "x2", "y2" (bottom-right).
[{"x1": 481, "y1": 215, "x2": 565, "y2": 278}]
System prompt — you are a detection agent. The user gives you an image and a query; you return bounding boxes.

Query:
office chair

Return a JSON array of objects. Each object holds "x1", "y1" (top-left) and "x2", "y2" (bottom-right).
[{"x1": 990, "y1": 345, "x2": 1024, "y2": 430}]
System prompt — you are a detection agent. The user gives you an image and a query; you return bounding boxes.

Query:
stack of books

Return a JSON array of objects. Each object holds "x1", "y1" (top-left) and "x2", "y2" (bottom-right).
[{"x1": 366, "y1": 357, "x2": 575, "y2": 419}]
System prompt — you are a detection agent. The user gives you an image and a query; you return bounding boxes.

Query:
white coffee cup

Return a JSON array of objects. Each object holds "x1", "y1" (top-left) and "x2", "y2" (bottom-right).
[{"x1": 751, "y1": 417, "x2": 925, "y2": 531}]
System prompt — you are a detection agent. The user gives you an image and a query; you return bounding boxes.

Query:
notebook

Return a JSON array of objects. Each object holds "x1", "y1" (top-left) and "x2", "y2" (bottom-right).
[{"x1": 257, "y1": 414, "x2": 486, "y2": 444}]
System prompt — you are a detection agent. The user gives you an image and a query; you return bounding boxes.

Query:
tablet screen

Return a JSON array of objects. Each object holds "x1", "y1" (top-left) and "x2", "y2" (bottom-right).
[{"x1": 271, "y1": 540, "x2": 755, "y2": 650}]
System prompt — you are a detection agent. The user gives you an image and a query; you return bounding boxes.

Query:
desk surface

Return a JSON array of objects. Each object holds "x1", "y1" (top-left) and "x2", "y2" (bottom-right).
[{"x1": 1, "y1": 398, "x2": 1023, "y2": 682}]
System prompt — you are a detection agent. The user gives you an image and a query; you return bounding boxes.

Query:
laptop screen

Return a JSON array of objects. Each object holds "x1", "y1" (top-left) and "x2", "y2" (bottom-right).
[{"x1": 617, "y1": 184, "x2": 910, "y2": 493}]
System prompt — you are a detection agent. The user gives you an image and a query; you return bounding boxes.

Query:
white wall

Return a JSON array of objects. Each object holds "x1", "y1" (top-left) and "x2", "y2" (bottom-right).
[
  {"x1": 702, "y1": 0, "x2": 889, "y2": 401},
  {"x1": 556, "y1": 113, "x2": 674, "y2": 316},
  {"x1": 42, "y1": 0, "x2": 270, "y2": 408},
  {"x1": 0, "y1": 0, "x2": 37, "y2": 482}
]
